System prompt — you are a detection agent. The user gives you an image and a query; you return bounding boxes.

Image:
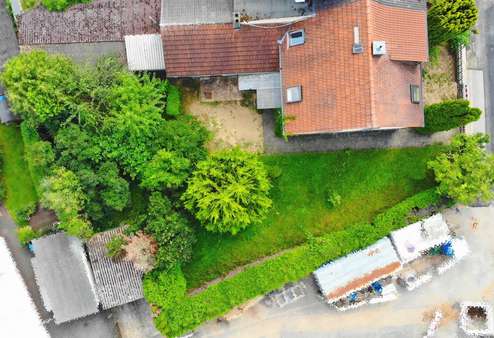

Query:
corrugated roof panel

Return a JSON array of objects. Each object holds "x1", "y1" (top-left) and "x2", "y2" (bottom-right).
[
  {"x1": 238, "y1": 72, "x2": 281, "y2": 90},
  {"x1": 125, "y1": 34, "x2": 165, "y2": 71},
  {"x1": 160, "y1": 0, "x2": 232, "y2": 26},
  {"x1": 257, "y1": 88, "x2": 282, "y2": 109},
  {"x1": 313, "y1": 238, "x2": 401, "y2": 302}
]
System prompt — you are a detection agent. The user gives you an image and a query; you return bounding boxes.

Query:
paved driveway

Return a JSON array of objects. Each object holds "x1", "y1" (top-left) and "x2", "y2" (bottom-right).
[{"x1": 195, "y1": 205, "x2": 494, "y2": 338}]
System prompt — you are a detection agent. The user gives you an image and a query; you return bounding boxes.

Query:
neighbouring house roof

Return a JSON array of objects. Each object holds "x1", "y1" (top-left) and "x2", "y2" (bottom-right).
[
  {"x1": 17, "y1": 0, "x2": 160, "y2": 45},
  {"x1": 31, "y1": 232, "x2": 99, "y2": 324},
  {"x1": 313, "y1": 238, "x2": 401, "y2": 302},
  {"x1": 160, "y1": 0, "x2": 232, "y2": 26},
  {"x1": 125, "y1": 34, "x2": 165, "y2": 71},
  {"x1": 0, "y1": 237, "x2": 50, "y2": 338},
  {"x1": 161, "y1": 24, "x2": 286, "y2": 77},
  {"x1": 234, "y1": 0, "x2": 313, "y2": 22},
  {"x1": 390, "y1": 214, "x2": 451, "y2": 264},
  {"x1": 280, "y1": 0, "x2": 428, "y2": 134},
  {"x1": 86, "y1": 227, "x2": 144, "y2": 310}
]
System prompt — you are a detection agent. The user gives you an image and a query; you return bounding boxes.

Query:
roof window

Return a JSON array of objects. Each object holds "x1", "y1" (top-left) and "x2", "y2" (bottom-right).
[
  {"x1": 410, "y1": 85, "x2": 421, "y2": 104},
  {"x1": 286, "y1": 86, "x2": 302, "y2": 103},
  {"x1": 289, "y1": 30, "x2": 305, "y2": 47}
]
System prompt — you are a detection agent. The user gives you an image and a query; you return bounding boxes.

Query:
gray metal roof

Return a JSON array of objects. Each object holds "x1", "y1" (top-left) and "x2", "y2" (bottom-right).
[
  {"x1": 257, "y1": 88, "x2": 282, "y2": 109},
  {"x1": 124, "y1": 34, "x2": 165, "y2": 71},
  {"x1": 238, "y1": 73, "x2": 282, "y2": 109},
  {"x1": 87, "y1": 227, "x2": 144, "y2": 310},
  {"x1": 160, "y1": 0, "x2": 233, "y2": 26},
  {"x1": 234, "y1": 0, "x2": 312, "y2": 21},
  {"x1": 313, "y1": 238, "x2": 401, "y2": 302},
  {"x1": 31, "y1": 233, "x2": 99, "y2": 324}
]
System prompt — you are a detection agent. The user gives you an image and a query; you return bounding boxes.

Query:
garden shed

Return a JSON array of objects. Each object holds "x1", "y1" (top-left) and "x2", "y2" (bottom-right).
[
  {"x1": 0, "y1": 237, "x2": 50, "y2": 338},
  {"x1": 390, "y1": 213, "x2": 451, "y2": 264},
  {"x1": 31, "y1": 232, "x2": 99, "y2": 324},
  {"x1": 313, "y1": 237, "x2": 402, "y2": 303},
  {"x1": 86, "y1": 227, "x2": 144, "y2": 310}
]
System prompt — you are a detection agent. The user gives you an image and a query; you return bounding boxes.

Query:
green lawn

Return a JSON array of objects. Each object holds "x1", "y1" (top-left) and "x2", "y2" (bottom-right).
[
  {"x1": 183, "y1": 146, "x2": 444, "y2": 289},
  {"x1": 0, "y1": 125, "x2": 38, "y2": 223}
]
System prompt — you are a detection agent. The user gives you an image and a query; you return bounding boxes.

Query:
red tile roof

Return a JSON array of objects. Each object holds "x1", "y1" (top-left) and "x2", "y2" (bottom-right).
[
  {"x1": 18, "y1": 0, "x2": 160, "y2": 45},
  {"x1": 281, "y1": 0, "x2": 427, "y2": 134},
  {"x1": 161, "y1": 24, "x2": 286, "y2": 77}
]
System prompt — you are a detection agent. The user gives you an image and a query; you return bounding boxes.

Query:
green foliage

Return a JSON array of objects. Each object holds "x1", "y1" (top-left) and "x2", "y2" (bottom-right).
[
  {"x1": 20, "y1": 122, "x2": 54, "y2": 195},
  {"x1": 17, "y1": 226, "x2": 39, "y2": 246},
  {"x1": 146, "y1": 189, "x2": 441, "y2": 337},
  {"x1": 15, "y1": 202, "x2": 36, "y2": 225},
  {"x1": 141, "y1": 150, "x2": 191, "y2": 191},
  {"x1": 0, "y1": 51, "x2": 77, "y2": 126},
  {"x1": 0, "y1": 149, "x2": 5, "y2": 202},
  {"x1": 98, "y1": 162, "x2": 129, "y2": 211},
  {"x1": 428, "y1": 133, "x2": 494, "y2": 204},
  {"x1": 449, "y1": 30, "x2": 473, "y2": 52},
  {"x1": 326, "y1": 190, "x2": 341, "y2": 208},
  {"x1": 145, "y1": 192, "x2": 196, "y2": 271},
  {"x1": 40, "y1": 0, "x2": 91, "y2": 11},
  {"x1": 40, "y1": 167, "x2": 87, "y2": 221},
  {"x1": 275, "y1": 109, "x2": 284, "y2": 138},
  {"x1": 266, "y1": 165, "x2": 282, "y2": 180},
  {"x1": 182, "y1": 149, "x2": 272, "y2": 235},
  {"x1": 417, "y1": 99, "x2": 481, "y2": 134},
  {"x1": 106, "y1": 235, "x2": 127, "y2": 258},
  {"x1": 428, "y1": 0, "x2": 478, "y2": 47},
  {"x1": 166, "y1": 84, "x2": 182, "y2": 117},
  {"x1": 58, "y1": 216, "x2": 93, "y2": 239}
]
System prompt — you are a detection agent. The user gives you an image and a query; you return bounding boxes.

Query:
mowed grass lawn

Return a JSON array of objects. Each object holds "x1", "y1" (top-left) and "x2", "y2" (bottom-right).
[
  {"x1": 183, "y1": 146, "x2": 444, "y2": 289},
  {"x1": 0, "y1": 125, "x2": 38, "y2": 223}
]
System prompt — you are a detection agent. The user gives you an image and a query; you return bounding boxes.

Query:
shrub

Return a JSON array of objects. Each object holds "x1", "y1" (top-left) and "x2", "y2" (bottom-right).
[
  {"x1": 326, "y1": 190, "x2": 342, "y2": 208},
  {"x1": 166, "y1": 84, "x2": 182, "y2": 117},
  {"x1": 58, "y1": 217, "x2": 93, "y2": 239},
  {"x1": 106, "y1": 235, "x2": 127, "y2": 259},
  {"x1": 182, "y1": 149, "x2": 272, "y2": 235},
  {"x1": 274, "y1": 109, "x2": 284, "y2": 138},
  {"x1": 146, "y1": 189, "x2": 441, "y2": 337},
  {"x1": 428, "y1": 0, "x2": 478, "y2": 47},
  {"x1": 417, "y1": 99, "x2": 481, "y2": 134},
  {"x1": 143, "y1": 265, "x2": 186, "y2": 311},
  {"x1": 15, "y1": 202, "x2": 37, "y2": 225},
  {"x1": 17, "y1": 226, "x2": 39, "y2": 246},
  {"x1": 428, "y1": 133, "x2": 494, "y2": 204},
  {"x1": 40, "y1": 0, "x2": 91, "y2": 11}
]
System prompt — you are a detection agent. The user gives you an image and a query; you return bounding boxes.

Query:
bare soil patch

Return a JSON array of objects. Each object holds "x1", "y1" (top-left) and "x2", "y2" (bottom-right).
[{"x1": 424, "y1": 46, "x2": 458, "y2": 105}]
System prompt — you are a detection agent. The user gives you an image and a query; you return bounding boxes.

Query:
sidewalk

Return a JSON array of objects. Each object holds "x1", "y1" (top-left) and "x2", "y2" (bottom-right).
[{"x1": 464, "y1": 69, "x2": 487, "y2": 135}]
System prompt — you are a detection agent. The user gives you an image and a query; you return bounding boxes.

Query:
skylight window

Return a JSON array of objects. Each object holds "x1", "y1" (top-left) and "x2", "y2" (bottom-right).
[
  {"x1": 289, "y1": 30, "x2": 305, "y2": 47},
  {"x1": 286, "y1": 86, "x2": 302, "y2": 103},
  {"x1": 410, "y1": 85, "x2": 421, "y2": 104}
]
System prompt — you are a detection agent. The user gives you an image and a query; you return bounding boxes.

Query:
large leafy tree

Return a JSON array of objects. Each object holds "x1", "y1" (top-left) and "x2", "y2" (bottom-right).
[
  {"x1": 428, "y1": 133, "x2": 494, "y2": 204},
  {"x1": 428, "y1": 0, "x2": 478, "y2": 47},
  {"x1": 182, "y1": 149, "x2": 272, "y2": 235},
  {"x1": 140, "y1": 150, "x2": 191, "y2": 190},
  {"x1": 0, "y1": 51, "x2": 77, "y2": 126}
]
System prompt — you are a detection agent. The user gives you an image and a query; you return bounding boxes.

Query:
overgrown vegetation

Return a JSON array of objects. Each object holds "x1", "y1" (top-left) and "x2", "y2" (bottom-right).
[
  {"x1": 17, "y1": 225, "x2": 40, "y2": 245},
  {"x1": 145, "y1": 189, "x2": 442, "y2": 337},
  {"x1": 106, "y1": 235, "x2": 127, "y2": 258},
  {"x1": 417, "y1": 99, "x2": 481, "y2": 134},
  {"x1": 429, "y1": 133, "x2": 494, "y2": 204},
  {"x1": 183, "y1": 146, "x2": 444, "y2": 289},
  {"x1": 428, "y1": 0, "x2": 478, "y2": 48}
]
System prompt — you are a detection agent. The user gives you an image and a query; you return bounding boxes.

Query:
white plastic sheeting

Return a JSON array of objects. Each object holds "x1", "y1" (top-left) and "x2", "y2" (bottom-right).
[
  {"x1": 0, "y1": 237, "x2": 50, "y2": 338},
  {"x1": 390, "y1": 214, "x2": 451, "y2": 264}
]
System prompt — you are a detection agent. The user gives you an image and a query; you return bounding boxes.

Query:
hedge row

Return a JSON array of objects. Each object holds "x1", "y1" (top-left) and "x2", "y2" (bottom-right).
[
  {"x1": 166, "y1": 84, "x2": 182, "y2": 117},
  {"x1": 417, "y1": 99, "x2": 481, "y2": 134},
  {"x1": 0, "y1": 148, "x2": 5, "y2": 201},
  {"x1": 144, "y1": 189, "x2": 442, "y2": 337}
]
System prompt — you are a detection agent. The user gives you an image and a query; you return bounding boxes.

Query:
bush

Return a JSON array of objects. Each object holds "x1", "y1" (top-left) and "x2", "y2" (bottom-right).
[
  {"x1": 417, "y1": 99, "x2": 481, "y2": 134},
  {"x1": 274, "y1": 109, "x2": 284, "y2": 138},
  {"x1": 15, "y1": 202, "x2": 37, "y2": 225},
  {"x1": 40, "y1": 0, "x2": 91, "y2": 11},
  {"x1": 182, "y1": 149, "x2": 272, "y2": 235},
  {"x1": 146, "y1": 189, "x2": 441, "y2": 337},
  {"x1": 428, "y1": 0, "x2": 478, "y2": 48},
  {"x1": 166, "y1": 84, "x2": 181, "y2": 117},
  {"x1": 106, "y1": 235, "x2": 127, "y2": 258},
  {"x1": 17, "y1": 226, "x2": 39, "y2": 246},
  {"x1": 326, "y1": 190, "x2": 341, "y2": 208}
]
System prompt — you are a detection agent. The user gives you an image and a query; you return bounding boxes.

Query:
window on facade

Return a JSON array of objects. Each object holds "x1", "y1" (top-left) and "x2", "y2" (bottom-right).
[
  {"x1": 289, "y1": 30, "x2": 305, "y2": 47},
  {"x1": 286, "y1": 86, "x2": 302, "y2": 103},
  {"x1": 410, "y1": 85, "x2": 421, "y2": 104}
]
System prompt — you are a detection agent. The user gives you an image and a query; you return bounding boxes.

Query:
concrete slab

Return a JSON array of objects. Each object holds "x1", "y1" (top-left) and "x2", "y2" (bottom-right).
[{"x1": 465, "y1": 69, "x2": 487, "y2": 135}]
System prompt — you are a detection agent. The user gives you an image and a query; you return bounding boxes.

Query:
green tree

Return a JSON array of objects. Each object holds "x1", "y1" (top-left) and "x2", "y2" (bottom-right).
[
  {"x1": 428, "y1": 133, "x2": 494, "y2": 204},
  {"x1": 417, "y1": 99, "x2": 481, "y2": 134},
  {"x1": 140, "y1": 150, "x2": 191, "y2": 190},
  {"x1": 17, "y1": 226, "x2": 39, "y2": 246},
  {"x1": 182, "y1": 149, "x2": 272, "y2": 235},
  {"x1": 428, "y1": 0, "x2": 478, "y2": 47},
  {"x1": 98, "y1": 162, "x2": 130, "y2": 211},
  {"x1": 59, "y1": 217, "x2": 93, "y2": 239},
  {"x1": 0, "y1": 51, "x2": 77, "y2": 126},
  {"x1": 40, "y1": 167, "x2": 87, "y2": 220}
]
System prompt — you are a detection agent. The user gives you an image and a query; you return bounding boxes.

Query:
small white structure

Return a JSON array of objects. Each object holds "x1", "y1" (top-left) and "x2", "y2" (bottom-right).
[
  {"x1": 313, "y1": 237, "x2": 401, "y2": 303},
  {"x1": 459, "y1": 302, "x2": 494, "y2": 336},
  {"x1": 0, "y1": 237, "x2": 50, "y2": 338},
  {"x1": 390, "y1": 214, "x2": 451, "y2": 264},
  {"x1": 124, "y1": 34, "x2": 165, "y2": 71}
]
